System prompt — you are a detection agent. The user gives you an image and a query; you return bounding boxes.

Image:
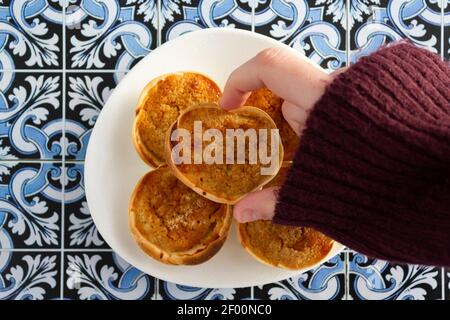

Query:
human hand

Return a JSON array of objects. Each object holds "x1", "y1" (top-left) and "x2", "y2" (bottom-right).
[{"x1": 220, "y1": 47, "x2": 333, "y2": 223}]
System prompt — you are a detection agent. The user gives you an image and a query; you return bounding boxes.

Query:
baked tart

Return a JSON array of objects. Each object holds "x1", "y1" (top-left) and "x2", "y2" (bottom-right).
[
  {"x1": 238, "y1": 166, "x2": 334, "y2": 270},
  {"x1": 245, "y1": 88, "x2": 300, "y2": 161},
  {"x1": 165, "y1": 104, "x2": 284, "y2": 204},
  {"x1": 129, "y1": 166, "x2": 232, "y2": 265},
  {"x1": 133, "y1": 72, "x2": 221, "y2": 167}
]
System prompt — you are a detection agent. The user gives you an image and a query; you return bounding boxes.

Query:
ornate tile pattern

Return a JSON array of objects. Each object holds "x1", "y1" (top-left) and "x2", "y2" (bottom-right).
[
  {"x1": 348, "y1": 251, "x2": 443, "y2": 300},
  {"x1": 0, "y1": 0, "x2": 448, "y2": 299},
  {"x1": 160, "y1": 0, "x2": 252, "y2": 43},
  {"x1": 349, "y1": 0, "x2": 443, "y2": 62},
  {"x1": 65, "y1": 0, "x2": 157, "y2": 71},
  {"x1": 254, "y1": 253, "x2": 346, "y2": 300},
  {"x1": 157, "y1": 281, "x2": 251, "y2": 300},
  {"x1": 253, "y1": 0, "x2": 347, "y2": 71},
  {"x1": 64, "y1": 252, "x2": 155, "y2": 300}
]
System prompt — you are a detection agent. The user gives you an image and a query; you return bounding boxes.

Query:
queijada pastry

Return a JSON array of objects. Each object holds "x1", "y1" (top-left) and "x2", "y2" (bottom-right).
[
  {"x1": 165, "y1": 103, "x2": 284, "y2": 204},
  {"x1": 245, "y1": 88, "x2": 299, "y2": 161},
  {"x1": 133, "y1": 72, "x2": 221, "y2": 167},
  {"x1": 129, "y1": 166, "x2": 232, "y2": 265},
  {"x1": 238, "y1": 165, "x2": 334, "y2": 270},
  {"x1": 130, "y1": 71, "x2": 335, "y2": 268}
]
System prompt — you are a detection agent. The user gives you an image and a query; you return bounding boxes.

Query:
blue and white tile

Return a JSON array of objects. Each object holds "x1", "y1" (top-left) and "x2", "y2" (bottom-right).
[
  {"x1": 0, "y1": 251, "x2": 60, "y2": 300},
  {"x1": 253, "y1": 252, "x2": 346, "y2": 300},
  {"x1": 0, "y1": 162, "x2": 63, "y2": 249},
  {"x1": 0, "y1": 0, "x2": 63, "y2": 70},
  {"x1": 65, "y1": 0, "x2": 157, "y2": 71},
  {"x1": 64, "y1": 162, "x2": 108, "y2": 249},
  {"x1": 348, "y1": 251, "x2": 443, "y2": 300},
  {"x1": 157, "y1": 280, "x2": 251, "y2": 300},
  {"x1": 161, "y1": 0, "x2": 252, "y2": 43},
  {"x1": 65, "y1": 72, "x2": 124, "y2": 160},
  {"x1": 64, "y1": 251, "x2": 155, "y2": 300},
  {"x1": 0, "y1": 72, "x2": 63, "y2": 160},
  {"x1": 253, "y1": 0, "x2": 347, "y2": 72},
  {"x1": 350, "y1": 0, "x2": 443, "y2": 62}
]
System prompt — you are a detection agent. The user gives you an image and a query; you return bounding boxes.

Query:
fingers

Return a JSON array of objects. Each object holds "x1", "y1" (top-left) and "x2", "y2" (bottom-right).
[
  {"x1": 281, "y1": 100, "x2": 309, "y2": 136},
  {"x1": 220, "y1": 47, "x2": 331, "y2": 111},
  {"x1": 233, "y1": 187, "x2": 278, "y2": 223}
]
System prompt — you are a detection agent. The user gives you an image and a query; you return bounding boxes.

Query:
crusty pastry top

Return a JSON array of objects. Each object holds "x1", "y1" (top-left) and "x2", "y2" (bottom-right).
[
  {"x1": 167, "y1": 105, "x2": 283, "y2": 204},
  {"x1": 245, "y1": 88, "x2": 300, "y2": 161},
  {"x1": 239, "y1": 221, "x2": 333, "y2": 269},
  {"x1": 134, "y1": 72, "x2": 221, "y2": 166},
  {"x1": 130, "y1": 167, "x2": 226, "y2": 253}
]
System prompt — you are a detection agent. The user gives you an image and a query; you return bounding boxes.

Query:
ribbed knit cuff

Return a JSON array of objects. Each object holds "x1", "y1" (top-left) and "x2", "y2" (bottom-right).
[{"x1": 274, "y1": 42, "x2": 450, "y2": 266}]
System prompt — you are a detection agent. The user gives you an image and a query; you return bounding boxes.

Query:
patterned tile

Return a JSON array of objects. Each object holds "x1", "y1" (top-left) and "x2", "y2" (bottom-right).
[
  {"x1": 0, "y1": 251, "x2": 61, "y2": 300},
  {"x1": 348, "y1": 251, "x2": 443, "y2": 300},
  {"x1": 253, "y1": 252, "x2": 346, "y2": 300},
  {"x1": 157, "y1": 280, "x2": 251, "y2": 300},
  {"x1": 64, "y1": 162, "x2": 108, "y2": 249},
  {"x1": 349, "y1": 0, "x2": 443, "y2": 62},
  {"x1": 65, "y1": 72, "x2": 124, "y2": 160},
  {"x1": 63, "y1": 251, "x2": 155, "y2": 300},
  {"x1": 0, "y1": 0, "x2": 63, "y2": 70},
  {"x1": 0, "y1": 0, "x2": 447, "y2": 301},
  {"x1": 253, "y1": 0, "x2": 347, "y2": 72},
  {"x1": 0, "y1": 162, "x2": 63, "y2": 249},
  {"x1": 445, "y1": 0, "x2": 450, "y2": 59},
  {"x1": 160, "y1": 0, "x2": 252, "y2": 43},
  {"x1": 66, "y1": 0, "x2": 157, "y2": 70},
  {"x1": 0, "y1": 72, "x2": 63, "y2": 160}
]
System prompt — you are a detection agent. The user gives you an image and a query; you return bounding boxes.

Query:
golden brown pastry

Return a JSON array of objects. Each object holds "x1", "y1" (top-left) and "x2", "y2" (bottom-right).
[
  {"x1": 165, "y1": 104, "x2": 284, "y2": 204},
  {"x1": 133, "y1": 72, "x2": 221, "y2": 167},
  {"x1": 245, "y1": 88, "x2": 300, "y2": 161},
  {"x1": 129, "y1": 167, "x2": 232, "y2": 265},
  {"x1": 238, "y1": 165, "x2": 334, "y2": 270}
]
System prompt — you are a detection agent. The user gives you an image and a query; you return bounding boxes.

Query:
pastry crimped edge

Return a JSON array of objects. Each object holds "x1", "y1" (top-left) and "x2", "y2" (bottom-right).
[
  {"x1": 237, "y1": 163, "x2": 334, "y2": 270},
  {"x1": 132, "y1": 72, "x2": 222, "y2": 168},
  {"x1": 237, "y1": 222, "x2": 334, "y2": 270},
  {"x1": 128, "y1": 167, "x2": 233, "y2": 265},
  {"x1": 164, "y1": 103, "x2": 284, "y2": 205}
]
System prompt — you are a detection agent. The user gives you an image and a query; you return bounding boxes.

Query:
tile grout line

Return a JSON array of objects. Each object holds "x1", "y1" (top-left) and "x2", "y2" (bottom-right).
[
  {"x1": 345, "y1": 0, "x2": 351, "y2": 66},
  {"x1": 251, "y1": 4, "x2": 255, "y2": 33},
  {"x1": 0, "y1": 159, "x2": 84, "y2": 163},
  {"x1": 60, "y1": 161, "x2": 66, "y2": 299},
  {"x1": 60, "y1": 0, "x2": 67, "y2": 300},
  {"x1": 155, "y1": 279, "x2": 160, "y2": 300},
  {"x1": 0, "y1": 159, "x2": 60, "y2": 163},
  {"x1": 344, "y1": 250, "x2": 349, "y2": 300},
  {"x1": 0, "y1": 69, "x2": 129, "y2": 73},
  {"x1": 157, "y1": 0, "x2": 162, "y2": 46},
  {"x1": 0, "y1": 248, "x2": 114, "y2": 252}
]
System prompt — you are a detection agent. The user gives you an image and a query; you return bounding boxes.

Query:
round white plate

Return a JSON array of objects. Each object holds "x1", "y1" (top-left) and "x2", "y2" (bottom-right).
[{"x1": 85, "y1": 28, "x2": 344, "y2": 288}]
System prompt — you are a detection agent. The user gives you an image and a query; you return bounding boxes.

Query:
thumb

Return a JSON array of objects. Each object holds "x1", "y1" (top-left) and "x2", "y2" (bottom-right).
[{"x1": 233, "y1": 187, "x2": 279, "y2": 223}]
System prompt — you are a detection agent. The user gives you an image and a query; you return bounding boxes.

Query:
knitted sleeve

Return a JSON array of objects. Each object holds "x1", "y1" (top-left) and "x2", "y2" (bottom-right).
[{"x1": 274, "y1": 42, "x2": 450, "y2": 267}]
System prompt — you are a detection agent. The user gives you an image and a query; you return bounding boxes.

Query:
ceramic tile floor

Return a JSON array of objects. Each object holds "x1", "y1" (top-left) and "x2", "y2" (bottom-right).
[{"x1": 0, "y1": 0, "x2": 448, "y2": 300}]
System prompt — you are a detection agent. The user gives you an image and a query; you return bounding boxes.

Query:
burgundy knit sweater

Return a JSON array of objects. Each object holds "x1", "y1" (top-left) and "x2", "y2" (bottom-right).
[{"x1": 274, "y1": 42, "x2": 450, "y2": 267}]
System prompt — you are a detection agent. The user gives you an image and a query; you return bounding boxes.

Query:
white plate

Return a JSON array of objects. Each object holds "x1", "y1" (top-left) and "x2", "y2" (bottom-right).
[{"x1": 85, "y1": 28, "x2": 344, "y2": 288}]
